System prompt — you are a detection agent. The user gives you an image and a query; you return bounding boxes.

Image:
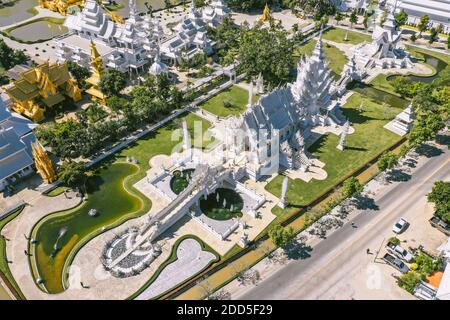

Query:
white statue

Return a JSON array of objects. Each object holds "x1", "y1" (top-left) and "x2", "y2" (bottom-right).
[
  {"x1": 278, "y1": 176, "x2": 288, "y2": 209},
  {"x1": 337, "y1": 120, "x2": 350, "y2": 151}
]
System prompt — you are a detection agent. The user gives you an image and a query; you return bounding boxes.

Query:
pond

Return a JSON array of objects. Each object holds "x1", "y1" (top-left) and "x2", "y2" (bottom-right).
[
  {"x1": 0, "y1": 0, "x2": 38, "y2": 27},
  {"x1": 32, "y1": 163, "x2": 143, "y2": 294},
  {"x1": 170, "y1": 169, "x2": 194, "y2": 195},
  {"x1": 9, "y1": 20, "x2": 67, "y2": 42},
  {"x1": 349, "y1": 81, "x2": 410, "y2": 110},
  {"x1": 387, "y1": 53, "x2": 449, "y2": 84},
  {"x1": 111, "y1": 0, "x2": 183, "y2": 17},
  {"x1": 200, "y1": 188, "x2": 244, "y2": 221}
]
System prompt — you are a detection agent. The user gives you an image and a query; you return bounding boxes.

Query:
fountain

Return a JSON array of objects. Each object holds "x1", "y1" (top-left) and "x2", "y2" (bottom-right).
[
  {"x1": 53, "y1": 227, "x2": 68, "y2": 252},
  {"x1": 88, "y1": 208, "x2": 99, "y2": 217}
]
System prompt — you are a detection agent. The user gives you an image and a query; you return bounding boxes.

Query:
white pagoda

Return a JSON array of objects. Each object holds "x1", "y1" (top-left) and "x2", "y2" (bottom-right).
[
  {"x1": 384, "y1": 103, "x2": 415, "y2": 136},
  {"x1": 202, "y1": 0, "x2": 230, "y2": 27},
  {"x1": 55, "y1": 0, "x2": 162, "y2": 74},
  {"x1": 353, "y1": 1, "x2": 413, "y2": 69},
  {"x1": 223, "y1": 33, "x2": 344, "y2": 180}
]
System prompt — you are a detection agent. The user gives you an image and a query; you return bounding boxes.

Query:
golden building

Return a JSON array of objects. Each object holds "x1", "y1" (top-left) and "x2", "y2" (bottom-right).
[
  {"x1": 5, "y1": 62, "x2": 82, "y2": 122},
  {"x1": 39, "y1": 0, "x2": 85, "y2": 16},
  {"x1": 86, "y1": 40, "x2": 107, "y2": 105},
  {"x1": 31, "y1": 141, "x2": 57, "y2": 184},
  {"x1": 260, "y1": 3, "x2": 272, "y2": 22}
]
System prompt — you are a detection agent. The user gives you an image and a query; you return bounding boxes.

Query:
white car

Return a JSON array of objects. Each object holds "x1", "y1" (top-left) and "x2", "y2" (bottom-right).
[{"x1": 393, "y1": 218, "x2": 408, "y2": 234}]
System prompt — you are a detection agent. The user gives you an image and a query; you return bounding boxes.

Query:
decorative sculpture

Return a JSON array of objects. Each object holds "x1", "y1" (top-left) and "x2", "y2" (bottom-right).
[
  {"x1": 248, "y1": 81, "x2": 254, "y2": 107},
  {"x1": 32, "y1": 141, "x2": 57, "y2": 184},
  {"x1": 278, "y1": 176, "x2": 288, "y2": 209},
  {"x1": 337, "y1": 120, "x2": 350, "y2": 151},
  {"x1": 259, "y1": 3, "x2": 272, "y2": 22},
  {"x1": 86, "y1": 40, "x2": 107, "y2": 105}
]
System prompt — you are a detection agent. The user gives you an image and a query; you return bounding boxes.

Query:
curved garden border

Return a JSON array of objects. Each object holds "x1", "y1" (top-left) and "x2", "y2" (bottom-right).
[
  {"x1": 0, "y1": 17, "x2": 66, "y2": 44},
  {"x1": 127, "y1": 234, "x2": 219, "y2": 300},
  {"x1": 28, "y1": 161, "x2": 152, "y2": 294}
]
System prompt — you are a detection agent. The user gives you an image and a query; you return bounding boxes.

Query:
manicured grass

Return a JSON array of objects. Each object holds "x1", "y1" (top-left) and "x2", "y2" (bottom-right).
[
  {"x1": 45, "y1": 186, "x2": 66, "y2": 197},
  {"x1": 406, "y1": 45, "x2": 450, "y2": 65},
  {"x1": 200, "y1": 188, "x2": 244, "y2": 221},
  {"x1": 369, "y1": 74, "x2": 399, "y2": 96},
  {"x1": 200, "y1": 85, "x2": 254, "y2": 117},
  {"x1": 322, "y1": 27, "x2": 372, "y2": 45},
  {"x1": 30, "y1": 113, "x2": 213, "y2": 294},
  {"x1": 0, "y1": 207, "x2": 26, "y2": 299},
  {"x1": 293, "y1": 40, "x2": 348, "y2": 77},
  {"x1": 266, "y1": 92, "x2": 405, "y2": 220}
]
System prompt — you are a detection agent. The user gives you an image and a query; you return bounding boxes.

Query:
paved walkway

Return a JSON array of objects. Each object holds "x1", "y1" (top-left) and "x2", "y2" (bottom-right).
[{"x1": 135, "y1": 238, "x2": 216, "y2": 300}]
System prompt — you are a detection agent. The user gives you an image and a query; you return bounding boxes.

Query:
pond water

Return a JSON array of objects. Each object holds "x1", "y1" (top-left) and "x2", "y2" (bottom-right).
[
  {"x1": 9, "y1": 20, "x2": 67, "y2": 42},
  {"x1": 32, "y1": 163, "x2": 143, "y2": 293},
  {"x1": 112, "y1": 0, "x2": 183, "y2": 17},
  {"x1": 387, "y1": 53, "x2": 449, "y2": 84},
  {"x1": 349, "y1": 81, "x2": 410, "y2": 110},
  {"x1": 0, "y1": 0, "x2": 38, "y2": 27}
]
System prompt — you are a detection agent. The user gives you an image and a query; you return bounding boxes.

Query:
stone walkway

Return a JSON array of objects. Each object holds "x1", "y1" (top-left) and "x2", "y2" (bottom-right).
[{"x1": 135, "y1": 238, "x2": 216, "y2": 300}]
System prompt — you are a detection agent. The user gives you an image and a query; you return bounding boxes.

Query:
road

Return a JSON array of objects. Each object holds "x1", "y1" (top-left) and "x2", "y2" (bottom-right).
[{"x1": 238, "y1": 144, "x2": 450, "y2": 300}]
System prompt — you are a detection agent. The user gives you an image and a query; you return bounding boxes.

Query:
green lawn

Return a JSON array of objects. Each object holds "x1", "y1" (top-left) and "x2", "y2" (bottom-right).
[
  {"x1": 30, "y1": 112, "x2": 214, "y2": 294},
  {"x1": 293, "y1": 40, "x2": 348, "y2": 77},
  {"x1": 200, "y1": 85, "x2": 254, "y2": 117},
  {"x1": 322, "y1": 27, "x2": 372, "y2": 45},
  {"x1": 266, "y1": 92, "x2": 405, "y2": 220},
  {"x1": 0, "y1": 208, "x2": 25, "y2": 299},
  {"x1": 369, "y1": 74, "x2": 399, "y2": 96}
]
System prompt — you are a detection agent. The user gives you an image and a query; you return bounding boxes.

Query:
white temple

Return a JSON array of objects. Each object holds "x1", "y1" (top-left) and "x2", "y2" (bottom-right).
[
  {"x1": 55, "y1": 0, "x2": 163, "y2": 74},
  {"x1": 353, "y1": 1, "x2": 413, "y2": 69},
  {"x1": 222, "y1": 33, "x2": 345, "y2": 180},
  {"x1": 384, "y1": 103, "x2": 415, "y2": 136},
  {"x1": 202, "y1": 0, "x2": 231, "y2": 27},
  {"x1": 160, "y1": 1, "x2": 218, "y2": 65}
]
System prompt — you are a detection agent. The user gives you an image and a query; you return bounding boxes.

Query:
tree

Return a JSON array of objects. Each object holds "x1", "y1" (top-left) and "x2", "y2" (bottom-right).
[
  {"x1": 427, "y1": 181, "x2": 450, "y2": 223},
  {"x1": 395, "y1": 9, "x2": 408, "y2": 28},
  {"x1": 398, "y1": 271, "x2": 424, "y2": 293},
  {"x1": 0, "y1": 39, "x2": 28, "y2": 69},
  {"x1": 417, "y1": 15, "x2": 429, "y2": 37},
  {"x1": 99, "y1": 69, "x2": 127, "y2": 97},
  {"x1": 447, "y1": 33, "x2": 450, "y2": 49},
  {"x1": 377, "y1": 151, "x2": 399, "y2": 172},
  {"x1": 429, "y1": 27, "x2": 438, "y2": 44},
  {"x1": 268, "y1": 223, "x2": 295, "y2": 247},
  {"x1": 410, "y1": 33, "x2": 417, "y2": 43},
  {"x1": 58, "y1": 161, "x2": 89, "y2": 191},
  {"x1": 67, "y1": 61, "x2": 90, "y2": 86},
  {"x1": 436, "y1": 23, "x2": 444, "y2": 35},
  {"x1": 238, "y1": 25, "x2": 293, "y2": 87},
  {"x1": 107, "y1": 95, "x2": 129, "y2": 113},
  {"x1": 363, "y1": 12, "x2": 369, "y2": 30},
  {"x1": 409, "y1": 111, "x2": 444, "y2": 146},
  {"x1": 342, "y1": 177, "x2": 363, "y2": 198},
  {"x1": 334, "y1": 11, "x2": 343, "y2": 25},
  {"x1": 349, "y1": 10, "x2": 358, "y2": 29}
]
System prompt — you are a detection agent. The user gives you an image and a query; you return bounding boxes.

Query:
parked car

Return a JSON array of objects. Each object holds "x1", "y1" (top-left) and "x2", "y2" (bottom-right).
[
  {"x1": 392, "y1": 218, "x2": 408, "y2": 234},
  {"x1": 429, "y1": 216, "x2": 450, "y2": 236},
  {"x1": 386, "y1": 241, "x2": 414, "y2": 262},
  {"x1": 383, "y1": 253, "x2": 409, "y2": 273}
]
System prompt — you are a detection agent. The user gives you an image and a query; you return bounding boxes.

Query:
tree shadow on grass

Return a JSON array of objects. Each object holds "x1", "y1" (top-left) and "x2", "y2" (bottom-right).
[
  {"x1": 344, "y1": 146, "x2": 368, "y2": 152},
  {"x1": 342, "y1": 108, "x2": 377, "y2": 124},
  {"x1": 386, "y1": 169, "x2": 411, "y2": 182},
  {"x1": 283, "y1": 240, "x2": 313, "y2": 261},
  {"x1": 415, "y1": 144, "x2": 443, "y2": 158}
]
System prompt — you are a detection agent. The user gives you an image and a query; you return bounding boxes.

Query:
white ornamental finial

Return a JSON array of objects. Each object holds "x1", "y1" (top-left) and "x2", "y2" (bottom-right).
[
  {"x1": 278, "y1": 176, "x2": 288, "y2": 209},
  {"x1": 248, "y1": 81, "x2": 254, "y2": 107},
  {"x1": 337, "y1": 120, "x2": 350, "y2": 151}
]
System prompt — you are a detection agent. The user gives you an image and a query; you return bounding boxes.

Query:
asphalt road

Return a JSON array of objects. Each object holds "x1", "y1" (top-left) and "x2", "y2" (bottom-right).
[{"x1": 239, "y1": 144, "x2": 450, "y2": 300}]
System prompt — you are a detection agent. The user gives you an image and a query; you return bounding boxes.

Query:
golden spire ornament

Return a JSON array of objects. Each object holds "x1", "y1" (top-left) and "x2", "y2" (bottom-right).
[
  {"x1": 32, "y1": 141, "x2": 57, "y2": 184},
  {"x1": 260, "y1": 3, "x2": 272, "y2": 22}
]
